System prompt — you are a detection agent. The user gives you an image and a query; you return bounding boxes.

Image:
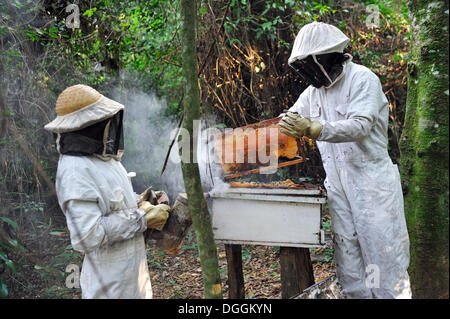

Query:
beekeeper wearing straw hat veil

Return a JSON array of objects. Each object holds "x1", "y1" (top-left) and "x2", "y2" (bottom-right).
[
  {"x1": 279, "y1": 22, "x2": 411, "y2": 299},
  {"x1": 45, "y1": 84, "x2": 169, "y2": 299}
]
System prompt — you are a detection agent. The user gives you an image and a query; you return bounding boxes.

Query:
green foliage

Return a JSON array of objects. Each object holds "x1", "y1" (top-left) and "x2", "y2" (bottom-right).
[
  {"x1": 0, "y1": 217, "x2": 20, "y2": 298},
  {"x1": 0, "y1": 278, "x2": 7, "y2": 298},
  {"x1": 0, "y1": 0, "x2": 413, "y2": 298},
  {"x1": 242, "y1": 246, "x2": 253, "y2": 261},
  {"x1": 324, "y1": 247, "x2": 334, "y2": 263},
  {"x1": 322, "y1": 218, "x2": 332, "y2": 233},
  {"x1": 222, "y1": 0, "x2": 296, "y2": 47},
  {"x1": 27, "y1": 0, "x2": 184, "y2": 113},
  {"x1": 362, "y1": 0, "x2": 409, "y2": 23}
]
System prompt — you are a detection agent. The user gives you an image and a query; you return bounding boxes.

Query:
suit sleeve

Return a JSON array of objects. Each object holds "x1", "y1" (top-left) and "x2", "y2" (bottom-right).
[
  {"x1": 288, "y1": 89, "x2": 311, "y2": 117},
  {"x1": 57, "y1": 170, "x2": 146, "y2": 254},
  {"x1": 317, "y1": 71, "x2": 387, "y2": 143}
]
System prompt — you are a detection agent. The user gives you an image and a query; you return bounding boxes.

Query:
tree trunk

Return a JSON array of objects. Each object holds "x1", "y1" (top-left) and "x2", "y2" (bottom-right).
[
  {"x1": 399, "y1": 0, "x2": 449, "y2": 299},
  {"x1": 179, "y1": 0, "x2": 223, "y2": 299},
  {"x1": 0, "y1": 85, "x2": 7, "y2": 146}
]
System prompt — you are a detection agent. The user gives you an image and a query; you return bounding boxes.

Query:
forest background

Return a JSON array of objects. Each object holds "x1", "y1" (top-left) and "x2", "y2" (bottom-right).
[{"x1": 0, "y1": 0, "x2": 447, "y2": 299}]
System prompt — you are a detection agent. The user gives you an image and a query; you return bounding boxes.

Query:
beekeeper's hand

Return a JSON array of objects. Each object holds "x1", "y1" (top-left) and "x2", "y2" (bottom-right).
[
  {"x1": 139, "y1": 201, "x2": 170, "y2": 229},
  {"x1": 279, "y1": 112, "x2": 322, "y2": 140},
  {"x1": 277, "y1": 109, "x2": 296, "y2": 118},
  {"x1": 138, "y1": 186, "x2": 153, "y2": 205}
]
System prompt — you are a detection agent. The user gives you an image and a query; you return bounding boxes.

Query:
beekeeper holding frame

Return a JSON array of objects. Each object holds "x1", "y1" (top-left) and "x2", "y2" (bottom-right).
[{"x1": 279, "y1": 22, "x2": 411, "y2": 299}]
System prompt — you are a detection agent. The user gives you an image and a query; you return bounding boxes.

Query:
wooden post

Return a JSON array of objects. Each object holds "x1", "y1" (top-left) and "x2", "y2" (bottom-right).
[
  {"x1": 280, "y1": 247, "x2": 315, "y2": 299},
  {"x1": 225, "y1": 244, "x2": 245, "y2": 299}
]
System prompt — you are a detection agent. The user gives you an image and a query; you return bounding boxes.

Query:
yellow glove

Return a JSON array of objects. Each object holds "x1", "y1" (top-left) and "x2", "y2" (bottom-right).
[
  {"x1": 139, "y1": 201, "x2": 170, "y2": 229},
  {"x1": 279, "y1": 112, "x2": 322, "y2": 140}
]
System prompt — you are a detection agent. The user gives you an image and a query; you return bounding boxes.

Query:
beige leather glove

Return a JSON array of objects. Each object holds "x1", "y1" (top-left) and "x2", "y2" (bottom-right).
[
  {"x1": 138, "y1": 187, "x2": 154, "y2": 205},
  {"x1": 279, "y1": 112, "x2": 322, "y2": 140},
  {"x1": 139, "y1": 201, "x2": 170, "y2": 229}
]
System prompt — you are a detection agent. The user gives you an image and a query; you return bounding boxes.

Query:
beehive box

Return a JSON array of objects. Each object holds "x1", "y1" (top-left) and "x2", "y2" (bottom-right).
[{"x1": 209, "y1": 187, "x2": 327, "y2": 248}]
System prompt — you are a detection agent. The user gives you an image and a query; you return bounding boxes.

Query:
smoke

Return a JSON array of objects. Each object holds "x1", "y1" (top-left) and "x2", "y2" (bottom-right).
[
  {"x1": 196, "y1": 118, "x2": 230, "y2": 193},
  {"x1": 111, "y1": 88, "x2": 185, "y2": 201},
  {"x1": 112, "y1": 87, "x2": 228, "y2": 202}
]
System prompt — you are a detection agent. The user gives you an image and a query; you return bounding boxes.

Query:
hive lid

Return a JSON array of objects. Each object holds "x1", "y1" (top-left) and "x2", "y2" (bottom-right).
[{"x1": 214, "y1": 187, "x2": 322, "y2": 196}]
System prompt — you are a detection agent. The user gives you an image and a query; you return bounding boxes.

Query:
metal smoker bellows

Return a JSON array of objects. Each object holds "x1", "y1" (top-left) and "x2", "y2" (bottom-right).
[{"x1": 207, "y1": 117, "x2": 327, "y2": 248}]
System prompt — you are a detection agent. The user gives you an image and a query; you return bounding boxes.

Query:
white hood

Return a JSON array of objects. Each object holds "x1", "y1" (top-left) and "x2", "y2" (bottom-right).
[{"x1": 288, "y1": 21, "x2": 350, "y2": 66}]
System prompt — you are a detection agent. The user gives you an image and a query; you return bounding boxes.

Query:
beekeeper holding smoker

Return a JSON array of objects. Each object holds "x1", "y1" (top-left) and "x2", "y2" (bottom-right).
[
  {"x1": 45, "y1": 84, "x2": 170, "y2": 298},
  {"x1": 279, "y1": 22, "x2": 411, "y2": 299}
]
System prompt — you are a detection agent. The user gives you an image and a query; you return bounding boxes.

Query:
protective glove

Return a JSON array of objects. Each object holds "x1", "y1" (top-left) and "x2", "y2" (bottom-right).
[
  {"x1": 138, "y1": 187, "x2": 154, "y2": 205},
  {"x1": 139, "y1": 201, "x2": 170, "y2": 229},
  {"x1": 278, "y1": 112, "x2": 322, "y2": 140}
]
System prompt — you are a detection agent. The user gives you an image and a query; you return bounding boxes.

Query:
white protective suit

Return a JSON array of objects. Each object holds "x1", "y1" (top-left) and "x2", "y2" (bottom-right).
[
  {"x1": 45, "y1": 85, "x2": 152, "y2": 299},
  {"x1": 287, "y1": 22, "x2": 411, "y2": 298},
  {"x1": 56, "y1": 155, "x2": 152, "y2": 299}
]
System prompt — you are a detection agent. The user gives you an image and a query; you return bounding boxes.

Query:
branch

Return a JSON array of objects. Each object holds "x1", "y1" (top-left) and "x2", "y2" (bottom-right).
[
  {"x1": 8, "y1": 125, "x2": 56, "y2": 195},
  {"x1": 197, "y1": 0, "x2": 232, "y2": 76}
]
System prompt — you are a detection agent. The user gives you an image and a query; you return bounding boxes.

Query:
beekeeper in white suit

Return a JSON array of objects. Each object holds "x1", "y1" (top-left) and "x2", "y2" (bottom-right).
[
  {"x1": 45, "y1": 84, "x2": 170, "y2": 299},
  {"x1": 279, "y1": 22, "x2": 411, "y2": 299}
]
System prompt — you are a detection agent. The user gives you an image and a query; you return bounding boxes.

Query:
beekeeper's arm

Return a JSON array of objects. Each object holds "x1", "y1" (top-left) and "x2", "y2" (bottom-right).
[
  {"x1": 58, "y1": 173, "x2": 147, "y2": 254},
  {"x1": 279, "y1": 89, "x2": 320, "y2": 138},
  {"x1": 317, "y1": 71, "x2": 385, "y2": 143},
  {"x1": 64, "y1": 200, "x2": 147, "y2": 254},
  {"x1": 278, "y1": 89, "x2": 311, "y2": 118}
]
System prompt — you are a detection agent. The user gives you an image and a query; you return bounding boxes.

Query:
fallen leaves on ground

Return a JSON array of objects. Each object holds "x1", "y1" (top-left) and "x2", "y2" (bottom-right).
[
  {"x1": 7, "y1": 228, "x2": 335, "y2": 299},
  {"x1": 147, "y1": 230, "x2": 335, "y2": 299}
]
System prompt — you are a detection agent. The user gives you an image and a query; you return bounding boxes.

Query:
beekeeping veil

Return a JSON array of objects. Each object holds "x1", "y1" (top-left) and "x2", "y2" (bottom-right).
[
  {"x1": 44, "y1": 84, "x2": 125, "y2": 161},
  {"x1": 288, "y1": 21, "x2": 351, "y2": 89}
]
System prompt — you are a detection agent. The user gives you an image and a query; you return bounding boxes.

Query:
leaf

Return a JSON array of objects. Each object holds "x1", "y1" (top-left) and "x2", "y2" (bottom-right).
[
  {"x1": 261, "y1": 21, "x2": 272, "y2": 30},
  {"x1": 7, "y1": 239, "x2": 18, "y2": 247},
  {"x1": 0, "y1": 217, "x2": 18, "y2": 230},
  {"x1": 34, "y1": 265, "x2": 43, "y2": 270},
  {"x1": 0, "y1": 251, "x2": 15, "y2": 273},
  {"x1": 0, "y1": 250, "x2": 8, "y2": 261},
  {"x1": 7, "y1": 239, "x2": 25, "y2": 252},
  {"x1": 4, "y1": 259, "x2": 16, "y2": 273},
  {"x1": 0, "y1": 279, "x2": 8, "y2": 298},
  {"x1": 83, "y1": 9, "x2": 94, "y2": 18}
]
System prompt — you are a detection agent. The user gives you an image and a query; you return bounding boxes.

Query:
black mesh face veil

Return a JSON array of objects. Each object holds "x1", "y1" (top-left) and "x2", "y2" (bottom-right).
[
  {"x1": 290, "y1": 53, "x2": 347, "y2": 88},
  {"x1": 316, "y1": 52, "x2": 347, "y2": 83},
  {"x1": 105, "y1": 110, "x2": 124, "y2": 155},
  {"x1": 291, "y1": 55, "x2": 331, "y2": 88},
  {"x1": 56, "y1": 110, "x2": 124, "y2": 158}
]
